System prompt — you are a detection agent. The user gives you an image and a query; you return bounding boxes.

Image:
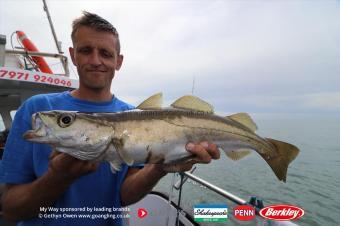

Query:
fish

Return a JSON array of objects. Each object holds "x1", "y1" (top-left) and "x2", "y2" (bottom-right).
[{"x1": 23, "y1": 93, "x2": 299, "y2": 182}]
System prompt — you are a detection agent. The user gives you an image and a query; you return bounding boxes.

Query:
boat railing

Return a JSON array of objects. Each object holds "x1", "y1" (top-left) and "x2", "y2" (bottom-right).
[
  {"x1": 0, "y1": 34, "x2": 69, "y2": 77},
  {"x1": 182, "y1": 172, "x2": 248, "y2": 205},
  {"x1": 4, "y1": 49, "x2": 69, "y2": 77},
  {"x1": 0, "y1": 35, "x2": 6, "y2": 67}
]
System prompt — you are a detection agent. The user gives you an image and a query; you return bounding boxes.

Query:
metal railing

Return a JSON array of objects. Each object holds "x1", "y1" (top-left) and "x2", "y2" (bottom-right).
[
  {"x1": 5, "y1": 49, "x2": 69, "y2": 76},
  {"x1": 183, "y1": 172, "x2": 247, "y2": 205}
]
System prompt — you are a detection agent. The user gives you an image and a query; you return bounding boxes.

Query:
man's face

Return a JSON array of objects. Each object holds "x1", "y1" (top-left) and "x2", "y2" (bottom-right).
[{"x1": 69, "y1": 26, "x2": 123, "y2": 91}]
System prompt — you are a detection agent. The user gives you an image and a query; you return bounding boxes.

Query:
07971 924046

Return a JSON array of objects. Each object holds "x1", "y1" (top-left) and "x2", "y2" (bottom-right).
[{"x1": 0, "y1": 68, "x2": 72, "y2": 87}]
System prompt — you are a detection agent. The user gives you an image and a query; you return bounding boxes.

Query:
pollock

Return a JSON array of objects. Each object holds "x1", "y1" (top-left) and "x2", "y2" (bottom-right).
[{"x1": 23, "y1": 93, "x2": 299, "y2": 182}]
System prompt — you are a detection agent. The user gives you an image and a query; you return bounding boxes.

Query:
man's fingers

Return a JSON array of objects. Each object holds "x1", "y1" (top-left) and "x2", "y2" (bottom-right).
[
  {"x1": 186, "y1": 142, "x2": 212, "y2": 163},
  {"x1": 49, "y1": 152, "x2": 100, "y2": 179},
  {"x1": 55, "y1": 153, "x2": 80, "y2": 165},
  {"x1": 204, "y1": 142, "x2": 220, "y2": 159},
  {"x1": 162, "y1": 162, "x2": 194, "y2": 172},
  {"x1": 49, "y1": 150, "x2": 62, "y2": 160},
  {"x1": 88, "y1": 162, "x2": 100, "y2": 172}
]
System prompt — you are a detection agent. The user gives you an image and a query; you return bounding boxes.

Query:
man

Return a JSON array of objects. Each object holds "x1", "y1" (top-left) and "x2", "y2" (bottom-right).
[{"x1": 0, "y1": 12, "x2": 219, "y2": 226}]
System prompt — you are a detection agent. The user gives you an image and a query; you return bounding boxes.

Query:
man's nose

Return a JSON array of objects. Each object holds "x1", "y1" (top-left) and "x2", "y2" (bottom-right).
[{"x1": 88, "y1": 50, "x2": 102, "y2": 66}]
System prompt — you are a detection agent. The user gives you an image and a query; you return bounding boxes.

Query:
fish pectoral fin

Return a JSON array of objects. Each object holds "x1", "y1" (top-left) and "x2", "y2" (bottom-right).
[
  {"x1": 170, "y1": 95, "x2": 214, "y2": 113},
  {"x1": 227, "y1": 113, "x2": 258, "y2": 132},
  {"x1": 221, "y1": 148, "x2": 252, "y2": 161},
  {"x1": 109, "y1": 160, "x2": 123, "y2": 173},
  {"x1": 112, "y1": 137, "x2": 134, "y2": 166},
  {"x1": 102, "y1": 143, "x2": 124, "y2": 173},
  {"x1": 115, "y1": 146, "x2": 134, "y2": 166},
  {"x1": 136, "y1": 93, "x2": 163, "y2": 110}
]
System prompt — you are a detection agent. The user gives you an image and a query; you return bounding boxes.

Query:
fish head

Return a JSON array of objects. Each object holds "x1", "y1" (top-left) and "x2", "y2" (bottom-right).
[{"x1": 23, "y1": 111, "x2": 114, "y2": 160}]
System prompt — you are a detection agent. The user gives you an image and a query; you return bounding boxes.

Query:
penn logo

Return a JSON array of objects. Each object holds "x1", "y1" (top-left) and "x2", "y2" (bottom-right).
[
  {"x1": 233, "y1": 205, "x2": 255, "y2": 221},
  {"x1": 259, "y1": 204, "x2": 304, "y2": 221}
]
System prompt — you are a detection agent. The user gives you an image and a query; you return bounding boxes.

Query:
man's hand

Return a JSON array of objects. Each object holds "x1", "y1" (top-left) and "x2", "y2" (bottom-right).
[
  {"x1": 156, "y1": 141, "x2": 220, "y2": 173},
  {"x1": 48, "y1": 151, "x2": 100, "y2": 181},
  {"x1": 1, "y1": 151, "x2": 100, "y2": 222},
  {"x1": 120, "y1": 141, "x2": 220, "y2": 206}
]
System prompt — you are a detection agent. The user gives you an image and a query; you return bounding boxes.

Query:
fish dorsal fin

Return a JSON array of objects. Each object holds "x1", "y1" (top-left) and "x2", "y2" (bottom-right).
[
  {"x1": 170, "y1": 95, "x2": 214, "y2": 113},
  {"x1": 136, "y1": 93, "x2": 163, "y2": 110},
  {"x1": 221, "y1": 148, "x2": 252, "y2": 161},
  {"x1": 227, "y1": 113, "x2": 257, "y2": 132}
]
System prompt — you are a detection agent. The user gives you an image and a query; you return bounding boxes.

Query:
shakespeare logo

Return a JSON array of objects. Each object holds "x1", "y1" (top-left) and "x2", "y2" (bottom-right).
[{"x1": 194, "y1": 204, "x2": 228, "y2": 222}]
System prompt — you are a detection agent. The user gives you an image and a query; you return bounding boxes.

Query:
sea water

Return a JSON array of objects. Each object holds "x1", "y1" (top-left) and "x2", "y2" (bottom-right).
[{"x1": 154, "y1": 113, "x2": 340, "y2": 226}]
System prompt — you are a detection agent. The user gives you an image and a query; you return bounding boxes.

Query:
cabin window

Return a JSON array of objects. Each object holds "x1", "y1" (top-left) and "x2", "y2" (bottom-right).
[
  {"x1": 0, "y1": 114, "x2": 4, "y2": 131},
  {"x1": 10, "y1": 110, "x2": 17, "y2": 120}
]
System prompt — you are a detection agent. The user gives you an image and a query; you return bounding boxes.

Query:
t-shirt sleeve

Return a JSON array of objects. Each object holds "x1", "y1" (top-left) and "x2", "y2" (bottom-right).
[{"x1": 0, "y1": 101, "x2": 36, "y2": 184}]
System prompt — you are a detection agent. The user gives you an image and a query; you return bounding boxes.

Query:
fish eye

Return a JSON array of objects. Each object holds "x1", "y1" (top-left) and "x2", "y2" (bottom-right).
[
  {"x1": 58, "y1": 113, "x2": 75, "y2": 128},
  {"x1": 62, "y1": 116, "x2": 71, "y2": 124}
]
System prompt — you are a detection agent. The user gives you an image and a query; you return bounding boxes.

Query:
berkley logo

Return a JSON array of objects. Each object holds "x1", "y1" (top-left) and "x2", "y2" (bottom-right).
[{"x1": 259, "y1": 204, "x2": 304, "y2": 221}]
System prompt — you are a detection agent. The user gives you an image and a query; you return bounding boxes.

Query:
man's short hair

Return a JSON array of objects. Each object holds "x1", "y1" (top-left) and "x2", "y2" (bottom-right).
[{"x1": 71, "y1": 11, "x2": 121, "y2": 54}]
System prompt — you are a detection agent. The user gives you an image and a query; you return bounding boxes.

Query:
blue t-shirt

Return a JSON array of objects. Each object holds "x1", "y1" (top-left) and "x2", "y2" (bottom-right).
[{"x1": 0, "y1": 91, "x2": 134, "y2": 226}]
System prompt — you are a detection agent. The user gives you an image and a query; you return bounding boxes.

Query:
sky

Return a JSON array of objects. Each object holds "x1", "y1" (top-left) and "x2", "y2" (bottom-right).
[{"x1": 1, "y1": 0, "x2": 339, "y2": 114}]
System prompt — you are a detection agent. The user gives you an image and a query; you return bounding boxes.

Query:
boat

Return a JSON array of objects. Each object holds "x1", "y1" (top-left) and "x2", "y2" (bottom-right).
[
  {"x1": 0, "y1": 1, "x2": 300, "y2": 226},
  {"x1": 0, "y1": 1, "x2": 79, "y2": 224},
  {"x1": 0, "y1": 22, "x2": 79, "y2": 226}
]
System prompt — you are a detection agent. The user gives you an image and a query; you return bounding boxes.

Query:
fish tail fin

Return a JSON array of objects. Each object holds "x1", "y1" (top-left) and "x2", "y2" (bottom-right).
[{"x1": 264, "y1": 138, "x2": 299, "y2": 182}]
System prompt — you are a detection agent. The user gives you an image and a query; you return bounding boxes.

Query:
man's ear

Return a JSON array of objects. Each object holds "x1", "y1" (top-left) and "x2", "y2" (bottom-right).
[
  {"x1": 115, "y1": 55, "x2": 124, "y2": 71},
  {"x1": 69, "y1": 47, "x2": 76, "y2": 66}
]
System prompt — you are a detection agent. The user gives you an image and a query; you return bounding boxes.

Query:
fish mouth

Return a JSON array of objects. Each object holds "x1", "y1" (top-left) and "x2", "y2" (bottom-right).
[
  {"x1": 23, "y1": 130, "x2": 42, "y2": 140},
  {"x1": 23, "y1": 114, "x2": 49, "y2": 142}
]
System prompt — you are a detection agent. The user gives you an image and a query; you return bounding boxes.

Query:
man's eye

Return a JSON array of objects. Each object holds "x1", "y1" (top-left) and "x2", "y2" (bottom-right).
[
  {"x1": 78, "y1": 48, "x2": 91, "y2": 54},
  {"x1": 101, "y1": 50, "x2": 114, "y2": 58}
]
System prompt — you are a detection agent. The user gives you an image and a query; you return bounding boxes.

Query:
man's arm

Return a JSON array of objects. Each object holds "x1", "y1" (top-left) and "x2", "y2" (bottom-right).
[
  {"x1": 1, "y1": 153, "x2": 99, "y2": 222},
  {"x1": 120, "y1": 141, "x2": 220, "y2": 206}
]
